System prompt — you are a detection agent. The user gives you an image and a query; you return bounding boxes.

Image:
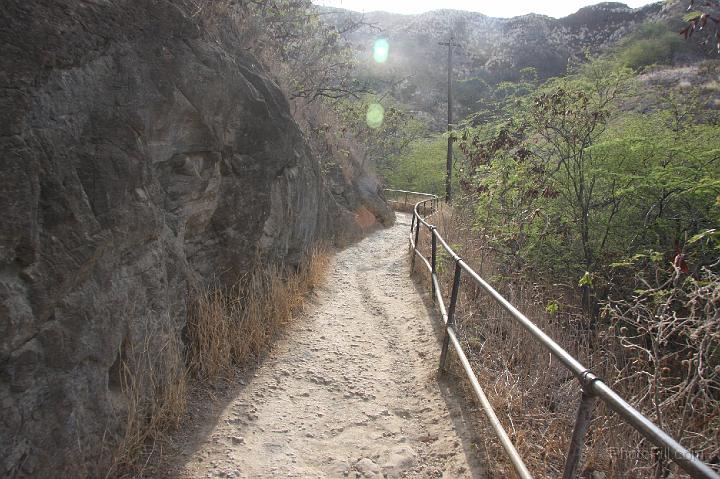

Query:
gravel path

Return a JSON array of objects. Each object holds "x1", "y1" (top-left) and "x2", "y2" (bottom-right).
[{"x1": 161, "y1": 213, "x2": 486, "y2": 479}]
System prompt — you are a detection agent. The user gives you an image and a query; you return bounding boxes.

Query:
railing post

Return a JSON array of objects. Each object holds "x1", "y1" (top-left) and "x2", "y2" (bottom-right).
[
  {"x1": 440, "y1": 259, "x2": 463, "y2": 372},
  {"x1": 430, "y1": 227, "x2": 437, "y2": 301},
  {"x1": 411, "y1": 219, "x2": 420, "y2": 270},
  {"x1": 563, "y1": 383, "x2": 597, "y2": 479}
]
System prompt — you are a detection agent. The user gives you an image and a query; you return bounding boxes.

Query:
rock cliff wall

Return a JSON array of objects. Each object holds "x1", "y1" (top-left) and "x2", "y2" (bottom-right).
[{"x1": 0, "y1": 2, "x2": 392, "y2": 477}]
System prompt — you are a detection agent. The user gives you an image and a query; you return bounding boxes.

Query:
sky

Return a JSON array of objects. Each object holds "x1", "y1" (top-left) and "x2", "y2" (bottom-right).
[{"x1": 313, "y1": 0, "x2": 657, "y2": 19}]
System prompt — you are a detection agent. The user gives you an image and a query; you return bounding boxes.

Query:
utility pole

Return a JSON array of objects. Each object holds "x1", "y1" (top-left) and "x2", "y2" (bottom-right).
[{"x1": 439, "y1": 33, "x2": 459, "y2": 203}]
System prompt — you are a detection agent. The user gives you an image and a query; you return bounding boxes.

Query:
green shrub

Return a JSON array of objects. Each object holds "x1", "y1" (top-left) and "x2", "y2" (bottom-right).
[{"x1": 616, "y1": 22, "x2": 687, "y2": 70}]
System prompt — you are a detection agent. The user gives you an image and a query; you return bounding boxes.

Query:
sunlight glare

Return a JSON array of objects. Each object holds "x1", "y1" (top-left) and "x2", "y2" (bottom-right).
[
  {"x1": 366, "y1": 103, "x2": 384, "y2": 128},
  {"x1": 373, "y1": 39, "x2": 389, "y2": 63}
]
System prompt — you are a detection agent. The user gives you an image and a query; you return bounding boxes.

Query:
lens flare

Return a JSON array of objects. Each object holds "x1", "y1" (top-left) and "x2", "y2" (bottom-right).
[
  {"x1": 372, "y1": 39, "x2": 389, "y2": 63},
  {"x1": 366, "y1": 103, "x2": 384, "y2": 129}
]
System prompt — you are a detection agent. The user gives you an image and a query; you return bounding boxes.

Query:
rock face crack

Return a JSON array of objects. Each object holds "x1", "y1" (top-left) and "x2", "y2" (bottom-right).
[{"x1": 160, "y1": 214, "x2": 487, "y2": 479}]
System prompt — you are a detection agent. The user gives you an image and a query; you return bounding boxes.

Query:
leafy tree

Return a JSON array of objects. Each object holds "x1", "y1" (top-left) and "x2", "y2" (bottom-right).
[
  {"x1": 592, "y1": 91, "x2": 720, "y2": 260},
  {"x1": 459, "y1": 59, "x2": 634, "y2": 277},
  {"x1": 457, "y1": 57, "x2": 720, "y2": 310},
  {"x1": 334, "y1": 96, "x2": 426, "y2": 170}
]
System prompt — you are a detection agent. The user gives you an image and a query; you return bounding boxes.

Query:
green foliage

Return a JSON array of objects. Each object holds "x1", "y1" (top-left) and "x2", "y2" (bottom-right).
[
  {"x1": 459, "y1": 67, "x2": 540, "y2": 127},
  {"x1": 545, "y1": 300, "x2": 560, "y2": 315},
  {"x1": 458, "y1": 56, "x2": 720, "y2": 294},
  {"x1": 594, "y1": 104, "x2": 720, "y2": 256},
  {"x1": 682, "y1": 11, "x2": 704, "y2": 22},
  {"x1": 615, "y1": 22, "x2": 688, "y2": 70},
  {"x1": 460, "y1": 58, "x2": 636, "y2": 274},
  {"x1": 689, "y1": 228, "x2": 720, "y2": 248},
  {"x1": 379, "y1": 135, "x2": 458, "y2": 195},
  {"x1": 455, "y1": 77, "x2": 491, "y2": 119},
  {"x1": 578, "y1": 272, "x2": 593, "y2": 287},
  {"x1": 334, "y1": 96, "x2": 426, "y2": 167}
]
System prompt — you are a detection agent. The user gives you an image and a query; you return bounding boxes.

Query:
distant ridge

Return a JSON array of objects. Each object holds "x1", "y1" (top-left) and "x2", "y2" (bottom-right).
[{"x1": 319, "y1": 1, "x2": 703, "y2": 127}]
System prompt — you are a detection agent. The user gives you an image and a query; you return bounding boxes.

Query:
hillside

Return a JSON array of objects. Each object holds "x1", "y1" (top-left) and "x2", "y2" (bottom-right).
[
  {"x1": 2, "y1": 2, "x2": 718, "y2": 478},
  {"x1": 322, "y1": 1, "x2": 705, "y2": 126}
]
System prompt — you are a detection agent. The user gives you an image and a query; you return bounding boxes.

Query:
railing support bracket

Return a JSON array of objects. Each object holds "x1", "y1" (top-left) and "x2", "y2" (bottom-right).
[
  {"x1": 563, "y1": 388, "x2": 597, "y2": 479},
  {"x1": 439, "y1": 258, "x2": 463, "y2": 372}
]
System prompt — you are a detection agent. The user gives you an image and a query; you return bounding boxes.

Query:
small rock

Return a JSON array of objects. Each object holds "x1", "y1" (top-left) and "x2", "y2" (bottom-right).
[
  {"x1": 230, "y1": 436, "x2": 245, "y2": 445},
  {"x1": 382, "y1": 445, "x2": 418, "y2": 478},
  {"x1": 355, "y1": 458, "x2": 381, "y2": 477}
]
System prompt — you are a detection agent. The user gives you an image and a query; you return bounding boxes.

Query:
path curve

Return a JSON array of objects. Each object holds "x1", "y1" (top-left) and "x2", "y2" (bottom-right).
[{"x1": 163, "y1": 213, "x2": 486, "y2": 479}]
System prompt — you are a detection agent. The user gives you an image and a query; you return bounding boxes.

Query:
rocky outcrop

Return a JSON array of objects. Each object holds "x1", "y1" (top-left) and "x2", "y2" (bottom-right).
[{"x1": 0, "y1": 1, "x2": 392, "y2": 477}]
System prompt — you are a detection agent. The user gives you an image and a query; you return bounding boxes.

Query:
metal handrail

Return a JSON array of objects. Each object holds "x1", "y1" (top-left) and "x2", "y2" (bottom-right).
[
  {"x1": 384, "y1": 188, "x2": 439, "y2": 213},
  {"x1": 391, "y1": 190, "x2": 719, "y2": 479}
]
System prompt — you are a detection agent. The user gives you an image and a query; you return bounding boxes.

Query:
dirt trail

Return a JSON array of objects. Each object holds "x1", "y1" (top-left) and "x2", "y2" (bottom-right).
[{"x1": 161, "y1": 213, "x2": 486, "y2": 478}]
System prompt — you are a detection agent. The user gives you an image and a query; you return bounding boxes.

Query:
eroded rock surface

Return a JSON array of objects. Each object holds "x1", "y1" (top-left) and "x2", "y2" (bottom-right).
[{"x1": 0, "y1": 2, "x2": 392, "y2": 477}]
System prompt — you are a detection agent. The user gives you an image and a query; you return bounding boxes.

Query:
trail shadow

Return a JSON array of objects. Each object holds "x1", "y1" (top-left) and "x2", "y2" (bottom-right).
[
  {"x1": 147, "y1": 223, "x2": 398, "y2": 478},
  {"x1": 409, "y1": 263, "x2": 492, "y2": 479},
  {"x1": 150, "y1": 219, "x2": 490, "y2": 478},
  {"x1": 145, "y1": 298, "x2": 320, "y2": 478}
]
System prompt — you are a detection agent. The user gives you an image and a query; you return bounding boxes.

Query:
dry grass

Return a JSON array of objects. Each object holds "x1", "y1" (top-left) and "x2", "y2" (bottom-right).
[
  {"x1": 409, "y1": 204, "x2": 718, "y2": 478},
  {"x1": 185, "y1": 246, "x2": 331, "y2": 382},
  {"x1": 105, "y1": 320, "x2": 187, "y2": 478},
  {"x1": 106, "y1": 246, "x2": 331, "y2": 477}
]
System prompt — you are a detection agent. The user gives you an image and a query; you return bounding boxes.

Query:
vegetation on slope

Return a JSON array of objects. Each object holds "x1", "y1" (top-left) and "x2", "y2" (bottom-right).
[
  {"x1": 379, "y1": 135, "x2": 454, "y2": 195},
  {"x1": 614, "y1": 22, "x2": 690, "y2": 70},
  {"x1": 383, "y1": 19, "x2": 720, "y2": 476}
]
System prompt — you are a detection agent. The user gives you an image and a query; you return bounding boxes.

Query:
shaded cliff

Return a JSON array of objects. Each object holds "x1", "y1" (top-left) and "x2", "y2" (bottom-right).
[{"x1": 0, "y1": 1, "x2": 392, "y2": 477}]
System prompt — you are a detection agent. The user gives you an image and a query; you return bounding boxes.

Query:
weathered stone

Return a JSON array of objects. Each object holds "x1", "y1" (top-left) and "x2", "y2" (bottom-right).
[{"x1": 0, "y1": 1, "x2": 392, "y2": 477}]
